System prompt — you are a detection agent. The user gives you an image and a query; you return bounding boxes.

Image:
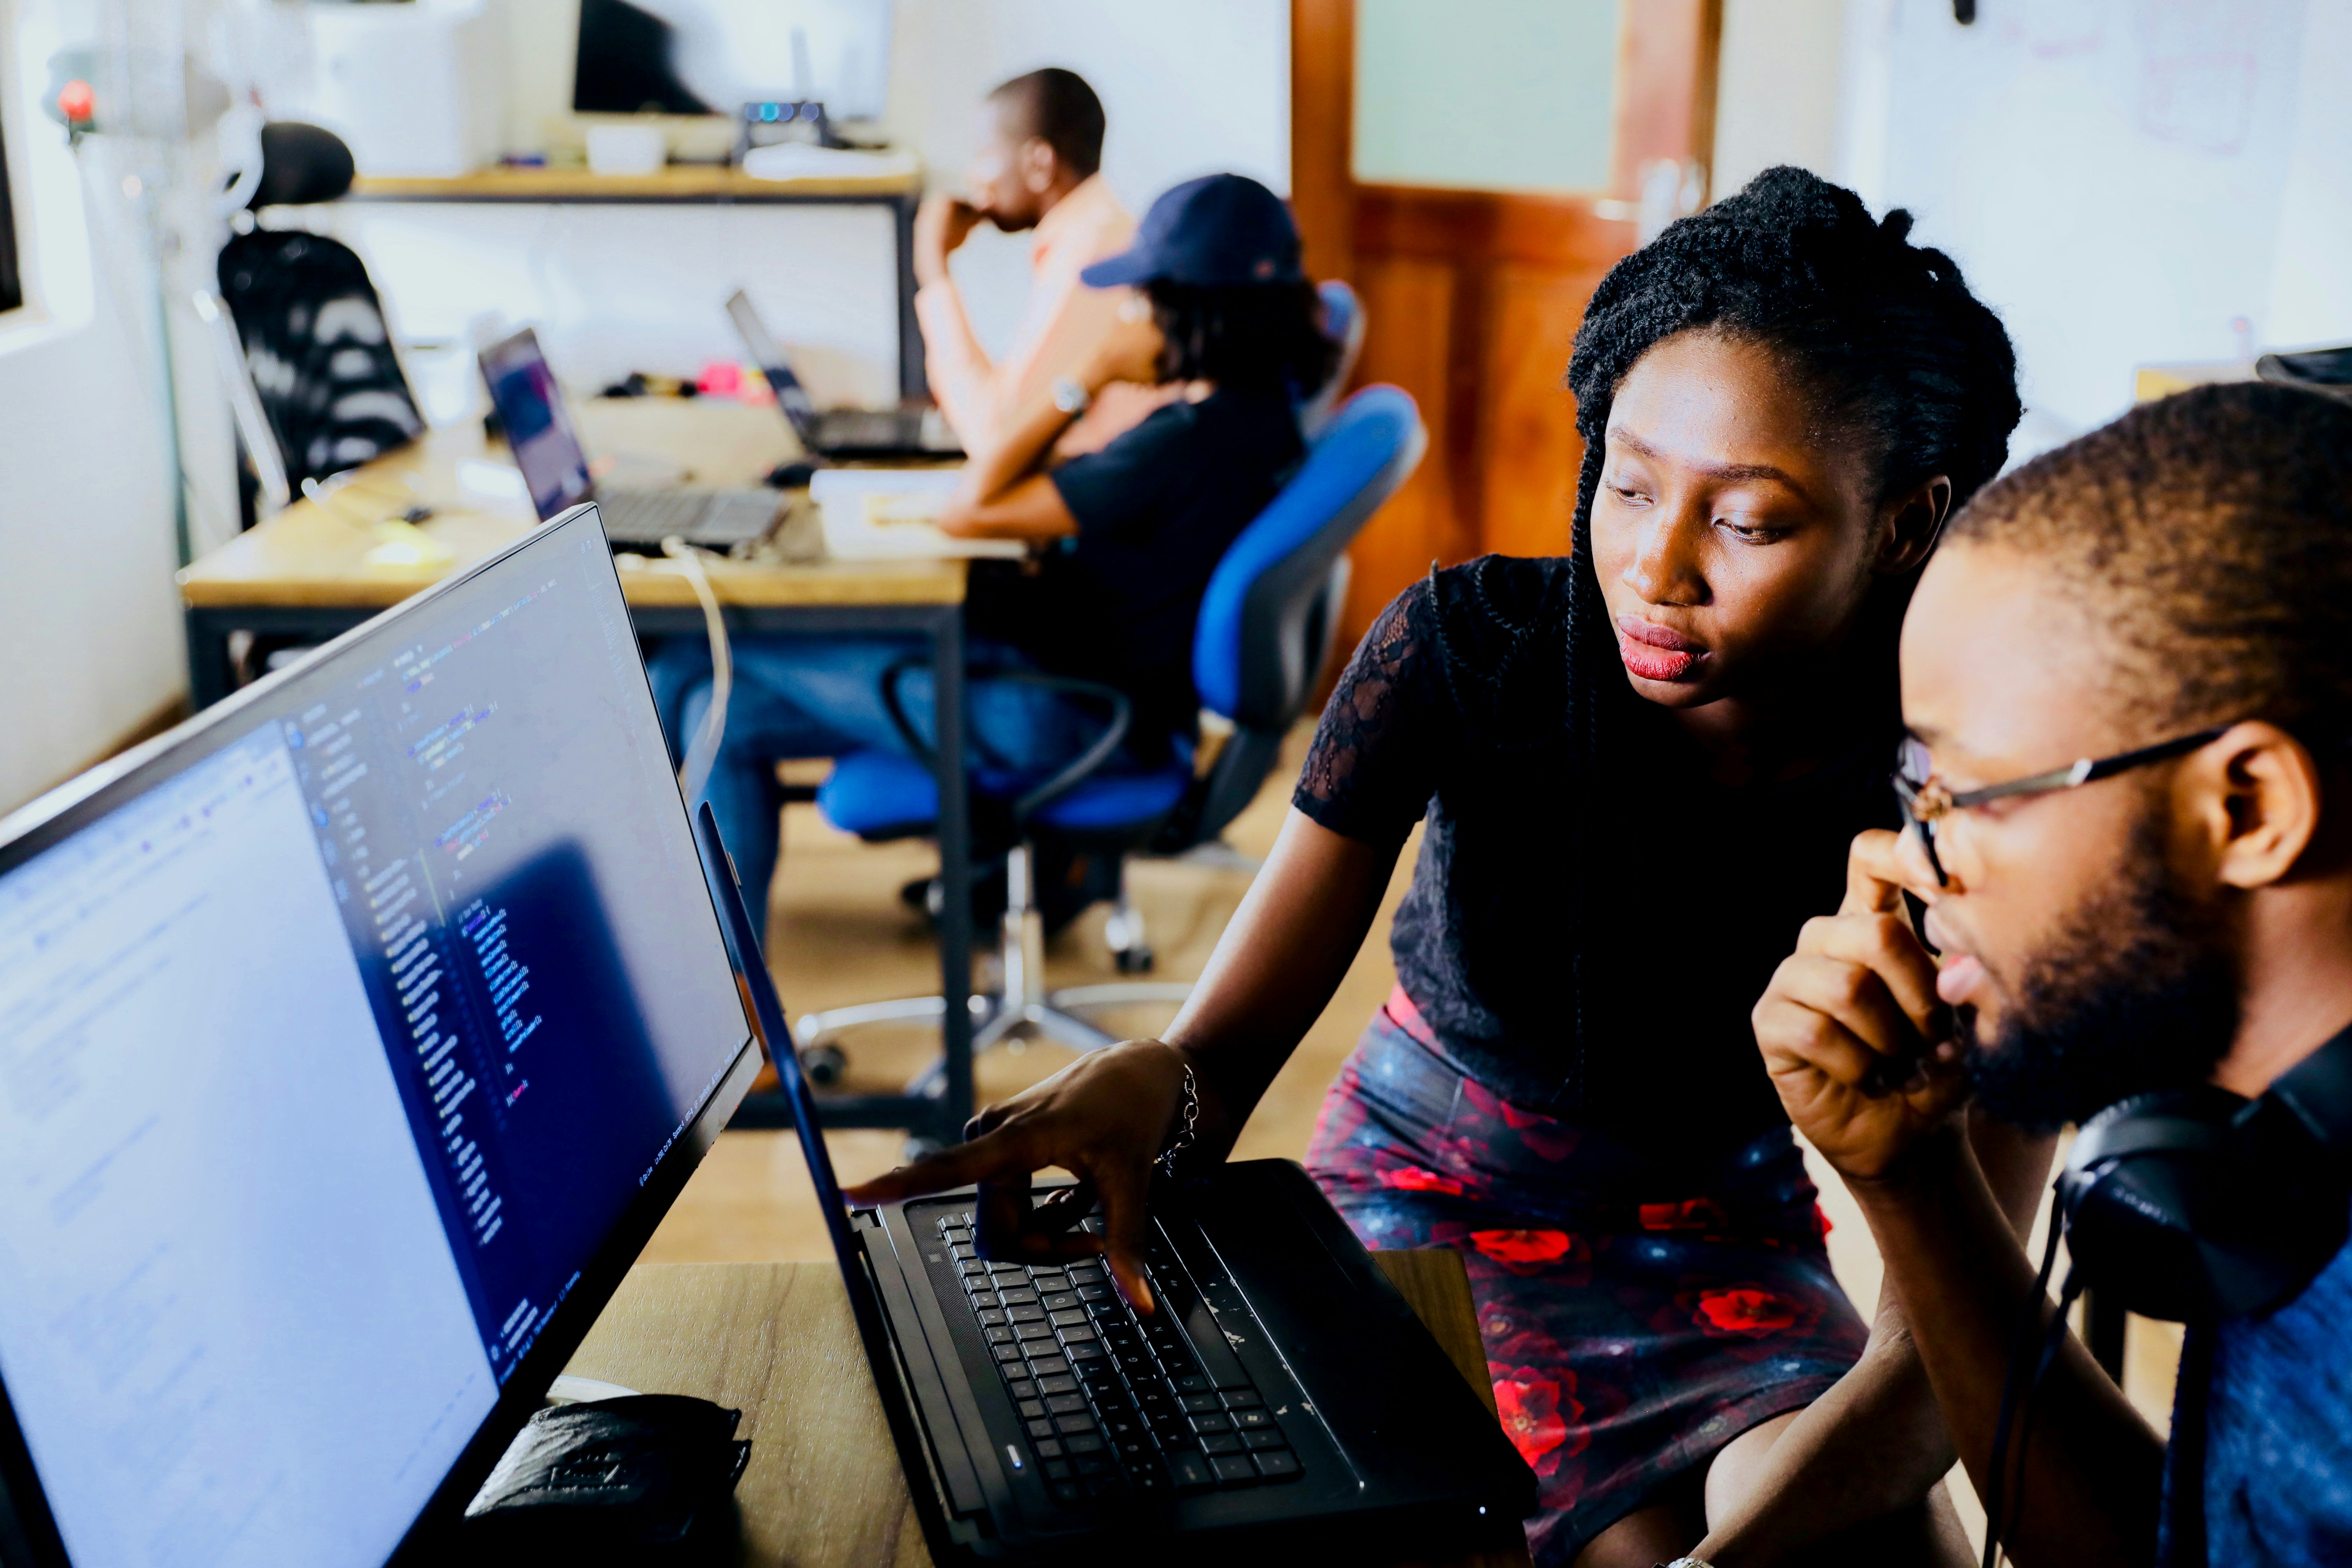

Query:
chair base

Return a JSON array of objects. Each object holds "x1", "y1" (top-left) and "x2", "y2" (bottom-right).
[
  {"x1": 796, "y1": 983, "x2": 1195, "y2": 1100},
  {"x1": 794, "y1": 843, "x2": 1191, "y2": 1102}
]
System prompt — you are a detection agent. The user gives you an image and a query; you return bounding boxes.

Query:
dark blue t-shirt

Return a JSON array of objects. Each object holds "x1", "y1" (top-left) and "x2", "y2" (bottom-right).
[{"x1": 2162, "y1": 1215, "x2": 2352, "y2": 1564}]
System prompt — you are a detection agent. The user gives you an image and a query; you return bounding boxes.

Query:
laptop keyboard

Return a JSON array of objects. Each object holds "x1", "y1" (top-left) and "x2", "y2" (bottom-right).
[
  {"x1": 822, "y1": 410, "x2": 920, "y2": 447},
  {"x1": 601, "y1": 489, "x2": 777, "y2": 546},
  {"x1": 933, "y1": 1209, "x2": 1304, "y2": 1510}
]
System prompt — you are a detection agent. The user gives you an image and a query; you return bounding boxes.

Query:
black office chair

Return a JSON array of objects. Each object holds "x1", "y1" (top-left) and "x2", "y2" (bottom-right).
[{"x1": 211, "y1": 124, "x2": 422, "y2": 497}]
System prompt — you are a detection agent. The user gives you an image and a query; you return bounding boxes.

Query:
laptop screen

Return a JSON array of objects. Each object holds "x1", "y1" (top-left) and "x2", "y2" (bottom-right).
[
  {"x1": 479, "y1": 328, "x2": 595, "y2": 522},
  {"x1": 723, "y1": 289, "x2": 821, "y2": 436},
  {"x1": 0, "y1": 509, "x2": 752, "y2": 1567}
]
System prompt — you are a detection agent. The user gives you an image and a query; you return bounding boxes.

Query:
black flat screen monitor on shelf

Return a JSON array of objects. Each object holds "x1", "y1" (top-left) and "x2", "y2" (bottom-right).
[
  {"x1": 572, "y1": 0, "x2": 892, "y2": 120},
  {"x1": 0, "y1": 504, "x2": 764, "y2": 1567}
]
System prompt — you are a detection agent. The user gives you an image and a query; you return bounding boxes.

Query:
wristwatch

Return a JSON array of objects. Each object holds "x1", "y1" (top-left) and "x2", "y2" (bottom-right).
[{"x1": 1050, "y1": 376, "x2": 1092, "y2": 416}]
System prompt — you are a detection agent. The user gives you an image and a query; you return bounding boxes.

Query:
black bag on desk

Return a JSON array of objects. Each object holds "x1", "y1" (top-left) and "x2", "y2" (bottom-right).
[{"x1": 452, "y1": 1394, "x2": 751, "y2": 1566}]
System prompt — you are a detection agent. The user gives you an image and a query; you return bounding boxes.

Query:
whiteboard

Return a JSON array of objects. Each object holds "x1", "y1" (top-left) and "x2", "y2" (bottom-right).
[{"x1": 1839, "y1": 0, "x2": 2332, "y2": 448}]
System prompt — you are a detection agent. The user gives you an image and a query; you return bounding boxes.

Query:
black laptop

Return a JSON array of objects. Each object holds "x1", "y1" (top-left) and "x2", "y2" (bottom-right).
[
  {"x1": 726, "y1": 288, "x2": 964, "y2": 460},
  {"x1": 692, "y1": 804, "x2": 1536, "y2": 1561}
]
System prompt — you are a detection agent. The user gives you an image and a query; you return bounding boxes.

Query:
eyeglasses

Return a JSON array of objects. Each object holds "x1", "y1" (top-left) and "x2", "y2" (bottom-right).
[{"x1": 1892, "y1": 726, "x2": 2231, "y2": 886}]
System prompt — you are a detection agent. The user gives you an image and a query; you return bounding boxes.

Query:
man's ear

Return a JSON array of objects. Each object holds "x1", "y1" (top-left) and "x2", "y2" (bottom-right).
[
  {"x1": 2195, "y1": 722, "x2": 2325, "y2": 890},
  {"x1": 1018, "y1": 137, "x2": 1059, "y2": 195},
  {"x1": 1874, "y1": 475, "x2": 1953, "y2": 576}
]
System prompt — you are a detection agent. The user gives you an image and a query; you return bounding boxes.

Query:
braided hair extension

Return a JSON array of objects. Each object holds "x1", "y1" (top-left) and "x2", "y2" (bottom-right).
[{"x1": 1548, "y1": 165, "x2": 2022, "y2": 1107}]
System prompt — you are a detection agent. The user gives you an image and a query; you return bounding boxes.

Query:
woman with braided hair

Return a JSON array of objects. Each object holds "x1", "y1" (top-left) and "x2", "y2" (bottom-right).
[{"x1": 853, "y1": 167, "x2": 2040, "y2": 1564}]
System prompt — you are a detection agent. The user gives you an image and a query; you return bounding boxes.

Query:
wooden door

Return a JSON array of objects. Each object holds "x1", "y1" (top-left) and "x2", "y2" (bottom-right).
[{"x1": 1293, "y1": 0, "x2": 1723, "y2": 651}]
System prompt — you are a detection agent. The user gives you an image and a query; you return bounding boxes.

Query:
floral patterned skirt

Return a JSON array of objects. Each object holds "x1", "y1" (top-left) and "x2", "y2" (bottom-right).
[{"x1": 1304, "y1": 988, "x2": 1870, "y2": 1565}]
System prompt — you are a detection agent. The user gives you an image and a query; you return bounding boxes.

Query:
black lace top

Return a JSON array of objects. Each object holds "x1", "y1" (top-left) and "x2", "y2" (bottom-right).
[{"x1": 1295, "y1": 555, "x2": 1899, "y2": 1150}]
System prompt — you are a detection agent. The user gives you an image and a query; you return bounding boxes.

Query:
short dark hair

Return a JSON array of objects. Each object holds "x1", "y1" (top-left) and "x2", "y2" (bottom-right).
[
  {"x1": 1947, "y1": 382, "x2": 2352, "y2": 737},
  {"x1": 1146, "y1": 278, "x2": 1340, "y2": 396},
  {"x1": 988, "y1": 67, "x2": 1105, "y2": 180}
]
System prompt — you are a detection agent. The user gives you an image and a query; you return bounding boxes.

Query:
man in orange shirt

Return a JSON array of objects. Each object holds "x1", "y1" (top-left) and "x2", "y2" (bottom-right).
[{"x1": 913, "y1": 67, "x2": 1172, "y2": 462}]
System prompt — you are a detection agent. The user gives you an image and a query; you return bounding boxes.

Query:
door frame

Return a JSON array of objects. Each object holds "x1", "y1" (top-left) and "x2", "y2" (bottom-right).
[{"x1": 1291, "y1": 0, "x2": 1722, "y2": 640}]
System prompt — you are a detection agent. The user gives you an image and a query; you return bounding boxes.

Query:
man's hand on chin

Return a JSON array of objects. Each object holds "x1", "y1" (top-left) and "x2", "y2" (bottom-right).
[
  {"x1": 915, "y1": 195, "x2": 986, "y2": 289},
  {"x1": 1753, "y1": 828, "x2": 1970, "y2": 1183}
]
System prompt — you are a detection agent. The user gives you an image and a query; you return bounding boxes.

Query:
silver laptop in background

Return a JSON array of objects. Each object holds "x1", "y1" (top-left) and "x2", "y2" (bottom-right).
[
  {"x1": 726, "y1": 289, "x2": 962, "y2": 461},
  {"x1": 478, "y1": 327, "x2": 780, "y2": 551}
]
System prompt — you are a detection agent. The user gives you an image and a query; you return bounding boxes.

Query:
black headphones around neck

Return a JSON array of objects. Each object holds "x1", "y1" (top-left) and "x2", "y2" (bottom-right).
[{"x1": 2058, "y1": 1024, "x2": 2352, "y2": 1322}]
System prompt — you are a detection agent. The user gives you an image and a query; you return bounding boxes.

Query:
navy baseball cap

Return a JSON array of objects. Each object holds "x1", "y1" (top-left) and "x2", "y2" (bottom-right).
[{"x1": 1080, "y1": 173, "x2": 1303, "y2": 289}]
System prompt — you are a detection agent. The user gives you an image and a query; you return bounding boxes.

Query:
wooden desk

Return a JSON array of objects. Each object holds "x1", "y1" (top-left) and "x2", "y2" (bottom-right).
[
  {"x1": 345, "y1": 164, "x2": 929, "y2": 400},
  {"x1": 177, "y1": 400, "x2": 980, "y2": 1145},
  {"x1": 561, "y1": 1253, "x2": 1530, "y2": 1568},
  {"x1": 177, "y1": 401, "x2": 962, "y2": 627}
]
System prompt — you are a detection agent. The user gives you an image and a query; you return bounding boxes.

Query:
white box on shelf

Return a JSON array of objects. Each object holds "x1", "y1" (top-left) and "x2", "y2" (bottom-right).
[{"x1": 300, "y1": 0, "x2": 504, "y2": 178}]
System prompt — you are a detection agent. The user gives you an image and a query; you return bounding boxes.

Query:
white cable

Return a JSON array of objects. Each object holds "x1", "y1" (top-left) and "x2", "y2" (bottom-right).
[{"x1": 663, "y1": 536, "x2": 733, "y2": 804}]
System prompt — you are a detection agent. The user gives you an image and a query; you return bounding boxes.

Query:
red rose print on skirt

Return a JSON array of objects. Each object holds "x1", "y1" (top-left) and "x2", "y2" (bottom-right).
[
  {"x1": 1462, "y1": 1076, "x2": 1582, "y2": 1163},
  {"x1": 1470, "y1": 1228, "x2": 1590, "y2": 1276},
  {"x1": 1378, "y1": 1163, "x2": 1465, "y2": 1195},
  {"x1": 1493, "y1": 1369, "x2": 1585, "y2": 1475},
  {"x1": 1638, "y1": 1197, "x2": 1728, "y2": 1233},
  {"x1": 1690, "y1": 1286, "x2": 1821, "y2": 1339}
]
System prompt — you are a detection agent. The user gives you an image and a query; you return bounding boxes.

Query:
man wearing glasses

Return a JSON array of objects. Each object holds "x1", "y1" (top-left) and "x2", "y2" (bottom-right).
[{"x1": 1751, "y1": 383, "x2": 2352, "y2": 1568}]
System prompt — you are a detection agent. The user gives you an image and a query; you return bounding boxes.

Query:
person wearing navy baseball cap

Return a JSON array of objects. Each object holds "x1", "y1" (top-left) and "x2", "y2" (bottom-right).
[
  {"x1": 927, "y1": 168, "x2": 1335, "y2": 757},
  {"x1": 1078, "y1": 172, "x2": 1307, "y2": 290},
  {"x1": 660, "y1": 173, "x2": 1340, "y2": 940}
]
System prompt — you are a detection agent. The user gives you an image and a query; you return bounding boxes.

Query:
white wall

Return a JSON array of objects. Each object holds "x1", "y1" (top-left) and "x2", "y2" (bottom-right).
[
  {"x1": 1843, "y1": 0, "x2": 2322, "y2": 446},
  {"x1": 331, "y1": 0, "x2": 1289, "y2": 400},
  {"x1": 0, "y1": 0, "x2": 188, "y2": 813},
  {"x1": 876, "y1": 0, "x2": 1288, "y2": 358},
  {"x1": 1716, "y1": 0, "x2": 2352, "y2": 460},
  {"x1": 1712, "y1": 0, "x2": 1849, "y2": 198},
  {"x1": 2263, "y1": 0, "x2": 2352, "y2": 345}
]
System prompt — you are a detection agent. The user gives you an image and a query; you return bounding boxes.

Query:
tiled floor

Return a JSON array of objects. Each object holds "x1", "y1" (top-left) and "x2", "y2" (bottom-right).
[{"x1": 640, "y1": 725, "x2": 2183, "y2": 1545}]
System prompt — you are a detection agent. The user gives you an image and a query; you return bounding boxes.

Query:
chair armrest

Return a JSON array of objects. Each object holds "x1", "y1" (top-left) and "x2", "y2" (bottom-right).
[{"x1": 877, "y1": 659, "x2": 1136, "y2": 825}]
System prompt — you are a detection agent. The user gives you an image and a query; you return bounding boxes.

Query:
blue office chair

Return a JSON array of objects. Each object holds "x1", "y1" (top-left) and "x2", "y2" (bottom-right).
[
  {"x1": 797, "y1": 384, "x2": 1426, "y2": 1090},
  {"x1": 1299, "y1": 280, "x2": 1365, "y2": 438}
]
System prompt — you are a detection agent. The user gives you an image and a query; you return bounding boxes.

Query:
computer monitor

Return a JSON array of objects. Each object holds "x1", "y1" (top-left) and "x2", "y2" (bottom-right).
[
  {"x1": 479, "y1": 329, "x2": 593, "y2": 523},
  {"x1": 0, "y1": 505, "x2": 763, "y2": 1567},
  {"x1": 572, "y1": 0, "x2": 892, "y2": 121}
]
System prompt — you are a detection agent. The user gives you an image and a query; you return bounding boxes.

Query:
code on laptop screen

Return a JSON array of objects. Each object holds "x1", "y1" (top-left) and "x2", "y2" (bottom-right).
[{"x1": 0, "y1": 511, "x2": 747, "y2": 1567}]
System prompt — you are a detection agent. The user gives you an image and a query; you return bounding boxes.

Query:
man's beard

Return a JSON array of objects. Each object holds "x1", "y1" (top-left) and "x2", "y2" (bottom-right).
[{"x1": 1961, "y1": 812, "x2": 2239, "y2": 1132}]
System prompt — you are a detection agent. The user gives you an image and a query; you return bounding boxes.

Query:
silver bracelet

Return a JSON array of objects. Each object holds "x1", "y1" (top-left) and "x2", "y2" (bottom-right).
[
  {"x1": 1050, "y1": 375, "x2": 1092, "y2": 416},
  {"x1": 1656, "y1": 1559, "x2": 1715, "y2": 1568},
  {"x1": 1156, "y1": 1064, "x2": 1199, "y2": 1179}
]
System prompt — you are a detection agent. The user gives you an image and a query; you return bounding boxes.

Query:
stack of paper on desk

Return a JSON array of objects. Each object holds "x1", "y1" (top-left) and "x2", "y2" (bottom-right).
[{"x1": 808, "y1": 469, "x2": 1026, "y2": 561}]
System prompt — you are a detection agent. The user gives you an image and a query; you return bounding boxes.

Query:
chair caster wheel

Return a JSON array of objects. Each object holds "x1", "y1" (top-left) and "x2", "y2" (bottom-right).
[
  {"x1": 1114, "y1": 945, "x2": 1155, "y2": 975},
  {"x1": 800, "y1": 1042, "x2": 847, "y2": 1087},
  {"x1": 903, "y1": 1135, "x2": 946, "y2": 1164}
]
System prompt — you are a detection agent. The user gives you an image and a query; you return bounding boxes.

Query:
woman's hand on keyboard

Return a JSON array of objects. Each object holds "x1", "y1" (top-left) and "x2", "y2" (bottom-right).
[{"x1": 844, "y1": 1039, "x2": 1199, "y2": 1315}]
